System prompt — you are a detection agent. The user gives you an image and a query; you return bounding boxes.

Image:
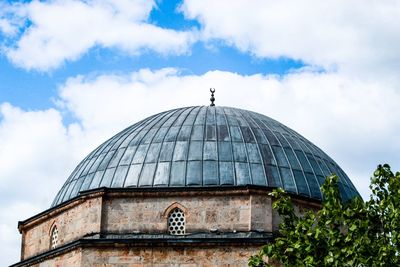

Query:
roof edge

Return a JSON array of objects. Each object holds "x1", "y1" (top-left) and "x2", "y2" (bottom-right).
[{"x1": 10, "y1": 231, "x2": 273, "y2": 267}]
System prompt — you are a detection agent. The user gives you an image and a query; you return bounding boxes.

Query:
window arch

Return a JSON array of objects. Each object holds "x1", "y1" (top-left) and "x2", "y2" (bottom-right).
[
  {"x1": 50, "y1": 225, "x2": 59, "y2": 249},
  {"x1": 168, "y1": 208, "x2": 185, "y2": 235}
]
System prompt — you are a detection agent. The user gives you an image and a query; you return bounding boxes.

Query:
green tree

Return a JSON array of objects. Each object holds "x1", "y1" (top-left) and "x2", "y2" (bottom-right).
[{"x1": 249, "y1": 164, "x2": 400, "y2": 267}]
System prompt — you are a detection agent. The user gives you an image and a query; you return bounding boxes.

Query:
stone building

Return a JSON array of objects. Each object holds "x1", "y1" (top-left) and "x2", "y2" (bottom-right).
[{"x1": 11, "y1": 105, "x2": 359, "y2": 266}]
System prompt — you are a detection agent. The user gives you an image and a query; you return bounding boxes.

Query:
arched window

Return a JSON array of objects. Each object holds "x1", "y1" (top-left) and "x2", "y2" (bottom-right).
[
  {"x1": 50, "y1": 226, "x2": 59, "y2": 249},
  {"x1": 168, "y1": 208, "x2": 185, "y2": 235}
]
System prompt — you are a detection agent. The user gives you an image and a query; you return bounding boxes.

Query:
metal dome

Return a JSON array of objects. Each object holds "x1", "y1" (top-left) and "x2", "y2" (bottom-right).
[{"x1": 52, "y1": 106, "x2": 359, "y2": 207}]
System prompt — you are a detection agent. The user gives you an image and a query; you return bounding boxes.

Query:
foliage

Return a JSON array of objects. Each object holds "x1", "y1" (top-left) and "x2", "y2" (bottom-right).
[{"x1": 249, "y1": 164, "x2": 400, "y2": 267}]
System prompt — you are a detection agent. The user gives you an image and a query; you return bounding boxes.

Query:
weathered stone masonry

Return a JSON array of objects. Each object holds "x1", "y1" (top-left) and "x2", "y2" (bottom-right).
[{"x1": 15, "y1": 186, "x2": 317, "y2": 267}]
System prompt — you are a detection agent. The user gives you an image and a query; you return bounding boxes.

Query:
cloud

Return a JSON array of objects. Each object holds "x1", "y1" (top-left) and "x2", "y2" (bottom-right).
[
  {"x1": 1, "y1": 68, "x2": 400, "y2": 265},
  {"x1": 0, "y1": 2, "x2": 24, "y2": 36},
  {"x1": 4, "y1": 0, "x2": 400, "y2": 75},
  {"x1": 2, "y1": 0, "x2": 196, "y2": 71},
  {"x1": 180, "y1": 0, "x2": 400, "y2": 77},
  {"x1": 0, "y1": 202, "x2": 41, "y2": 265},
  {"x1": 0, "y1": 104, "x2": 76, "y2": 204},
  {"x1": 0, "y1": 18, "x2": 16, "y2": 35}
]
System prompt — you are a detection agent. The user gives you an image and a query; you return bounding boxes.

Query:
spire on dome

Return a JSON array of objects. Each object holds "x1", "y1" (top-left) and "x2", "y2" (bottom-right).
[{"x1": 210, "y1": 88, "x2": 215, "y2": 106}]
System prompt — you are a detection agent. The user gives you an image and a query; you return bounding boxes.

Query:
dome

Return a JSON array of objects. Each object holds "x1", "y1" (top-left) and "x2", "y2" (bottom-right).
[{"x1": 51, "y1": 106, "x2": 359, "y2": 207}]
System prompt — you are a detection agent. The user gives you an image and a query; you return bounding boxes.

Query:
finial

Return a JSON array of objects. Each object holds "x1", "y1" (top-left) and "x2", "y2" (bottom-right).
[{"x1": 210, "y1": 88, "x2": 215, "y2": 106}]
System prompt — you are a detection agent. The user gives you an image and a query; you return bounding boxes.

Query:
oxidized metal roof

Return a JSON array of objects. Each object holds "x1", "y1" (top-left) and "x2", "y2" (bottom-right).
[{"x1": 52, "y1": 106, "x2": 359, "y2": 207}]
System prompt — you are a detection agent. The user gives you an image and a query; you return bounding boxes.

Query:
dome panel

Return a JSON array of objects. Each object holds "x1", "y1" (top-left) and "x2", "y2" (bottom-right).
[{"x1": 51, "y1": 106, "x2": 360, "y2": 207}]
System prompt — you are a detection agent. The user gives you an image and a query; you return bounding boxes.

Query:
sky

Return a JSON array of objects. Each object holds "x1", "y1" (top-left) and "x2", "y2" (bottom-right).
[{"x1": 1, "y1": 0, "x2": 400, "y2": 265}]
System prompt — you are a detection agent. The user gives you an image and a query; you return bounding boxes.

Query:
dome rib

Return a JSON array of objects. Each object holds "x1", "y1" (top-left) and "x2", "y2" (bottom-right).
[
  {"x1": 182, "y1": 106, "x2": 203, "y2": 187},
  {"x1": 168, "y1": 106, "x2": 198, "y2": 187},
  {"x1": 51, "y1": 106, "x2": 360, "y2": 207},
  {"x1": 238, "y1": 108, "x2": 283, "y2": 190},
  {"x1": 125, "y1": 108, "x2": 179, "y2": 187}
]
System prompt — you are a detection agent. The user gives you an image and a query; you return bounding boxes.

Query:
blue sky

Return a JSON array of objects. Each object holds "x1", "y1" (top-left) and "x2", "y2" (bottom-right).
[
  {"x1": 0, "y1": 43, "x2": 303, "y2": 109},
  {"x1": 1, "y1": 0, "x2": 400, "y2": 265}
]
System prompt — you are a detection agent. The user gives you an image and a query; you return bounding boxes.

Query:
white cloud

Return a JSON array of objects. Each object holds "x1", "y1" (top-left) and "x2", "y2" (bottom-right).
[
  {"x1": 180, "y1": 0, "x2": 400, "y2": 77},
  {"x1": 0, "y1": 2, "x2": 25, "y2": 36},
  {"x1": 1, "y1": 68, "x2": 400, "y2": 265},
  {"x1": 0, "y1": 104, "x2": 76, "y2": 204},
  {"x1": 4, "y1": 0, "x2": 400, "y2": 75},
  {"x1": 0, "y1": 18, "x2": 16, "y2": 35},
  {"x1": 3, "y1": 0, "x2": 196, "y2": 71},
  {"x1": 0, "y1": 202, "x2": 41, "y2": 264}
]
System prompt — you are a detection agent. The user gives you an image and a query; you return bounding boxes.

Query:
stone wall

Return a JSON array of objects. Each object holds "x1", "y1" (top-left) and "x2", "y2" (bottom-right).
[
  {"x1": 17, "y1": 188, "x2": 320, "y2": 265},
  {"x1": 30, "y1": 249, "x2": 82, "y2": 267},
  {"x1": 271, "y1": 197, "x2": 321, "y2": 231},
  {"x1": 22, "y1": 197, "x2": 102, "y2": 259},
  {"x1": 81, "y1": 246, "x2": 257, "y2": 267},
  {"x1": 102, "y1": 192, "x2": 272, "y2": 234},
  {"x1": 250, "y1": 194, "x2": 272, "y2": 231}
]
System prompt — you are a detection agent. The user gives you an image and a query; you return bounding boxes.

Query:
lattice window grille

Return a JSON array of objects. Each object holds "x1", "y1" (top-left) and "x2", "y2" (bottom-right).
[
  {"x1": 168, "y1": 208, "x2": 185, "y2": 235},
  {"x1": 51, "y1": 226, "x2": 59, "y2": 249}
]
